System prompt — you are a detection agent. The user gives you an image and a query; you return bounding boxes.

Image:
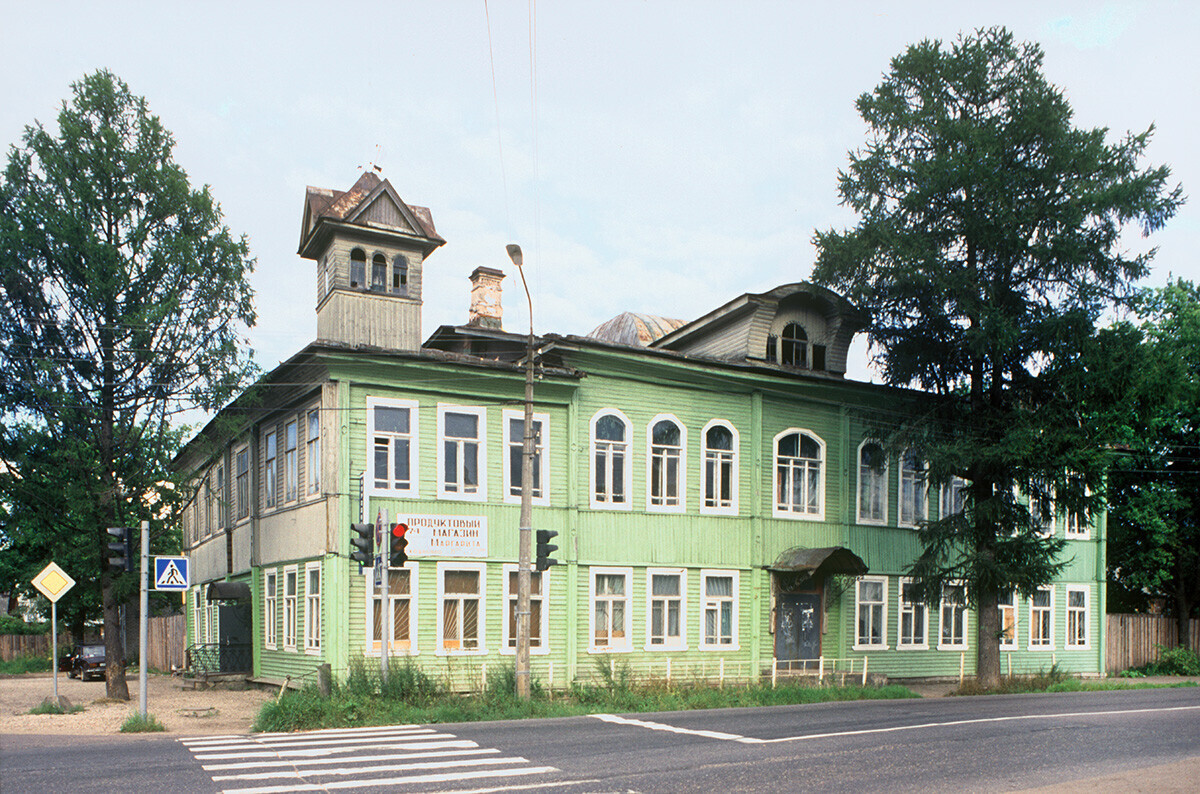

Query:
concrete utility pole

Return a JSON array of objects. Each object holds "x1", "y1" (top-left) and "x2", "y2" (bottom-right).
[{"x1": 508, "y1": 243, "x2": 534, "y2": 699}]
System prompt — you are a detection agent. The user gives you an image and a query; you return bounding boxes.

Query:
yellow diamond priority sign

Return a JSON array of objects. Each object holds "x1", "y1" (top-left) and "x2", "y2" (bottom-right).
[{"x1": 32, "y1": 562, "x2": 76, "y2": 603}]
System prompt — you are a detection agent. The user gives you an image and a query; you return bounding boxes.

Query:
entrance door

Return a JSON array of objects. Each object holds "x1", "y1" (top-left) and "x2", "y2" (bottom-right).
[{"x1": 775, "y1": 592, "x2": 821, "y2": 661}]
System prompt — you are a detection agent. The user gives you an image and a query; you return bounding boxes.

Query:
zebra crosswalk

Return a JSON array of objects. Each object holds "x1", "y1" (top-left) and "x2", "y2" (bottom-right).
[{"x1": 179, "y1": 724, "x2": 563, "y2": 792}]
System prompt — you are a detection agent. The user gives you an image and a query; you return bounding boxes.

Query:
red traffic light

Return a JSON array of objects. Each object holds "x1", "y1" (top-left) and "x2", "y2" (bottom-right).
[
  {"x1": 392, "y1": 522, "x2": 408, "y2": 538},
  {"x1": 390, "y1": 523, "x2": 409, "y2": 567}
]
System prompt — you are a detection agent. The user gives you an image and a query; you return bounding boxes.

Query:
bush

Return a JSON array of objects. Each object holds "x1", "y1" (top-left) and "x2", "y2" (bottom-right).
[
  {"x1": 120, "y1": 712, "x2": 166, "y2": 732},
  {"x1": 0, "y1": 616, "x2": 49, "y2": 635},
  {"x1": 0, "y1": 653, "x2": 52, "y2": 674},
  {"x1": 1149, "y1": 645, "x2": 1200, "y2": 676}
]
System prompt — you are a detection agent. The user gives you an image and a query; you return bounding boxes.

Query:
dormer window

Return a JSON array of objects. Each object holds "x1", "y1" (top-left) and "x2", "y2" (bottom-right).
[
  {"x1": 350, "y1": 248, "x2": 366, "y2": 288},
  {"x1": 371, "y1": 254, "x2": 387, "y2": 291},
  {"x1": 392, "y1": 256, "x2": 408, "y2": 294},
  {"x1": 780, "y1": 323, "x2": 808, "y2": 367}
]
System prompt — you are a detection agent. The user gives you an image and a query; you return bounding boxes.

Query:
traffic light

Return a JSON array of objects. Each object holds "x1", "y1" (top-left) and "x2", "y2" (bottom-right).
[
  {"x1": 535, "y1": 529, "x2": 558, "y2": 571},
  {"x1": 389, "y1": 523, "x2": 409, "y2": 567},
  {"x1": 106, "y1": 527, "x2": 134, "y2": 572},
  {"x1": 350, "y1": 523, "x2": 374, "y2": 566}
]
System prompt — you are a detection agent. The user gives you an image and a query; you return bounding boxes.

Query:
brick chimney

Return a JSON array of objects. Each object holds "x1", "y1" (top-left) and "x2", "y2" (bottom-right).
[{"x1": 468, "y1": 266, "x2": 505, "y2": 329}]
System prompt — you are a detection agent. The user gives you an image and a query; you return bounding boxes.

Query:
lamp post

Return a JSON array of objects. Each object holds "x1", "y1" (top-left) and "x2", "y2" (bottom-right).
[{"x1": 507, "y1": 243, "x2": 534, "y2": 699}]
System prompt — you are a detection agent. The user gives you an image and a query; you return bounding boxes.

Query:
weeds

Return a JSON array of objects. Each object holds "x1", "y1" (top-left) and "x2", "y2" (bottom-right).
[
  {"x1": 0, "y1": 654, "x2": 53, "y2": 675},
  {"x1": 120, "y1": 712, "x2": 166, "y2": 732},
  {"x1": 1122, "y1": 645, "x2": 1200, "y2": 677},
  {"x1": 28, "y1": 699, "x2": 83, "y2": 715}
]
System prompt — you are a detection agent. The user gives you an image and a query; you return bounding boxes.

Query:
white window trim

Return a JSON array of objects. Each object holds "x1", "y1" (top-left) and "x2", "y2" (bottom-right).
[
  {"x1": 897, "y1": 577, "x2": 929, "y2": 650},
  {"x1": 191, "y1": 586, "x2": 202, "y2": 646},
  {"x1": 1065, "y1": 584, "x2": 1091, "y2": 650},
  {"x1": 772, "y1": 428, "x2": 826, "y2": 521},
  {"x1": 305, "y1": 407, "x2": 321, "y2": 498},
  {"x1": 1063, "y1": 482, "x2": 1091, "y2": 540},
  {"x1": 502, "y1": 408, "x2": 551, "y2": 507},
  {"x1": 1029, "y1": 585, "x2": 1055, "y2": 650},
  {"x1": 435, "y1": 561, "x2": 487, "y2": 656},
  {"x1": 436, "y1": 404, "x2": 488, "y2": 501},
  {"x1": 645, "y1": 414, "x2": 687, "y2": 514},
  {"x1": 938, "y1": 582, "x2": 969, "y2": 651},
  {"x1": 283, "y1": 564, "x2": 298, "y2": 652},
  {"x1": 589, "y1": 409, "x2": 633, "y2": 511},
  {"x1": 284, "y1": 419, "x2": 299, "y2": 503},
  {"x1": 500, "y1": 563, "x2": 550, "y2": 656},
  {"x1": 264, "y1": 428, "x2": 277, "y2": 509},
  {"x1": 263, "y1": 570, "x2": 278, "y2": 650},
  {"x1": 940, "y1": 477, "x2": 968, "y2": 521},
  {"x1": 304, "y1": 561, "x2": 322, "y2": 655},
  {"x1": 856, "y1": 440, "x2": 889, "y2": 526},
  {"x1": 589, "y1": 566, "x2": 633, "y2": 653},
  {"x1": 999, "y1": 590, "x2": 1019, "y2": 650},
  {"x1": 234, "y1": 444, "x2": 250, "y2": 522},
  {"x1": 363, "y1": 562, "x2": 419, "y2": 656},
  {"x1": 898, "y1": 449, "x2": 928, "y2": 529},
  {"x1": 367, "y1": 396, "x2": 420, "y2": 498},
  {"x1": 699, "y1": 420, "x2": 740, "y2": 516},
  {"x1": 644, "y1": 568, "x2": 688, "y2": 651},
  {"x1": 853, "y1": 575, "x2": 889, "y2": 650},
  {"x1": 699, "y1": 569, "x2": 740, "y2": 651}
]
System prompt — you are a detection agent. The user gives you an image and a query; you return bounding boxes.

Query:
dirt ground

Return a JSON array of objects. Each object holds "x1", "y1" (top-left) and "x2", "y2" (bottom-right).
[{"x1": 0, "y1": 672, "x2": 273, "y2": 736}]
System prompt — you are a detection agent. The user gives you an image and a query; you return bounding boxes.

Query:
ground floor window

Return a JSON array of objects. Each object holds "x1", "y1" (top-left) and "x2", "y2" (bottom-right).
[
  {"x1": 701, "y1": 571, "x2": 738, "y2": 650},
  {"x1": 304, "y1": 562, "x2": 321, "y2": 653},
  {"x1": 371, "y1": 567, "x2": 415, "y2": 654},
  {"x1": 192, "y1": 586, "x2": 202, "y2": 645},
  {"x1": 591, "y1": 568, "x2": 632, "y2": 652},
  {"x1": 504, "y1": 568, "x2": 546, "y2": 653},
  {"x1": 998, "y1": 590, "x2": 1017, "y2": 649},
  {"x1": 647, "y1": 569, "x2": 686, "y2": 649},
  {"x1": 898, "y1": 579, "x2": 927, "y2": 649},
  {"x1": 264, "y1": 570, "x2": 278, "y2": 649},
  {"x1": 283, "y1": 566, "x2": 298, "y2": 651},
  {"x1": 1066, "y1": 586, "x2": 1089, "y2": 649},
  {"x1": 855, "y1": 577, "x2": 887, "y2": 649},
  {"x1": 939, "y1": 584, "x2": 967, "y2": 650},
  {"x1": 439, "y1": 565, "x2": 484, "y2": 654},
  {"x1": 1030, "y1": 586, "x2": 1053, "y2": 649}
]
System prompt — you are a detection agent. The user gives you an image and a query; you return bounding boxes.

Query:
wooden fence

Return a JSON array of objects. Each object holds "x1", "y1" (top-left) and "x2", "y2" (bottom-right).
[
  {"x1": 1, "y1": 614, "x2": 186, "y2": 671},
  {"x1": 1106, "y1": 613, "x2": 1200, "y2": 673}
]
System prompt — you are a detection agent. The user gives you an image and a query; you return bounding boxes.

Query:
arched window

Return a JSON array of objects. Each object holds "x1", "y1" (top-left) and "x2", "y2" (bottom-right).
[
  {"x1": 371, "y1": 253, "x2": 387, "y2": 291},
  {"x1": 775, "y1": 430, "x2": 823, "y2": 517},
  {"x1": 858, "y1": 441, "x2": 887, "y2": 524},
  {"x1": 350, "y1": 248, "x2": 366, "y2": 288},
  {"x1": 648, "y1": 417, "x2": 684, "y2": 509},
  {"x1": 392, "y1": 255, "x2": 408, "y2": 294},
  {"x1": 780, "y1": 323, "x2": 808, "y2": 367},
  {"x1": 898, "y1": 449, "x2": 927, "y2": 527},
  {"x1": 591, "y1": 411, "x2": 630, "y2": 508},
  {"x1": 703, "y1": 422, "x2": 737, "y2": 513}
]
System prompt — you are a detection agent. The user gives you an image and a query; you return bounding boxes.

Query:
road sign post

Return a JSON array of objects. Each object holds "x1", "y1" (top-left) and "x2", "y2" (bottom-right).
[{"x1": 32, "y1": 562, "x2": 75, "y2": 704}]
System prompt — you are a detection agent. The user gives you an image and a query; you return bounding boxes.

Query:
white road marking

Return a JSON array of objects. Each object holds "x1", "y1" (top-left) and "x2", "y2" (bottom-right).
[
  {"x1": 212, "y1": 756, "x2": 528, "y2": 781},
  {"x1": 591, "y1": 703, "x2": 1200, "y2": 744},
  {"x1": 201, "y1": 748, "x2": 499, "y2": 771},
  {"x1": 194, "y1": 739, "x2": 481, "y2": 760},
  {"x1": 220, "y1": 765, "x2": 559, "y2": 793}
]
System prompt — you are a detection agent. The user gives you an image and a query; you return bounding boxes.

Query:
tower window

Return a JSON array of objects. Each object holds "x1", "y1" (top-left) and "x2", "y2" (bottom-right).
[
  {"x1": 392, "y1": 256, "x2": 408, "y2": 294},
  {"x1": 371, "y1": 254, "x2": 387, "y2": 292},
  {"x1": 350, "y1": 248, "x2": 366, "y2": 288},
  {"x1": 780, "y1": 323, "x2": 808, "y2": 367}
]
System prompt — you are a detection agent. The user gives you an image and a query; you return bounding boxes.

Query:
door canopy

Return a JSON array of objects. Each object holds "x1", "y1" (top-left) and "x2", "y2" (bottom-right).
[{"x1": 769, "y1": 546, "x2": 867, "y2": 578}]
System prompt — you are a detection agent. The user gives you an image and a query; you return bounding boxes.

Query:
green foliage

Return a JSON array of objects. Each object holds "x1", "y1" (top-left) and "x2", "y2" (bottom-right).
[
  {"x1": 1123, "y1": 645, "x2": 1200, "y2": 677},
  {"x1": 119, "y1": 712, "x2": 166, "y2": 732},
  {"x1": 0, "y1": 616, "x2": 48, "y2": 635},
  {"x1": 811, "y1": 26, "x2": 1183, "y2": 684},
  {"x1": 0, "y1": 653, "x2": 52, "y2": 674},
  {"x1": 28, "y1": 699, "x2": 84, "y2": 715}
]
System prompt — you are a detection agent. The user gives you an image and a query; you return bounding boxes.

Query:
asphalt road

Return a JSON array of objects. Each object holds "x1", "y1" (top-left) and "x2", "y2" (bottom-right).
[{"x1": 3, "y1": 687, "x2": 1198, "y2": 792}]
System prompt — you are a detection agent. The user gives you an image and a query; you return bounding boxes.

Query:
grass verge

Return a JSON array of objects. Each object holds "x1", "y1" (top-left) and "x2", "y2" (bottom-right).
[
  {"x1": 254, "y1": 660, "x2": 919, "y2": 733},
  {"x1": 120, "y1": 712, "x2": 167, "y2": 732},
  {"x1": 0, "y1": 654, "x2": 53, "y2": 675},
  {"x1": 954, "y1": 664, "x2": 1199, "y2": 696},
  {"x1": 28, "y1": 700, "x2": 84, "y2": 715}
]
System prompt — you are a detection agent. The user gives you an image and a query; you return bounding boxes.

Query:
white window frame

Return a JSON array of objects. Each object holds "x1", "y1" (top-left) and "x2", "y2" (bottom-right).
[
  {"x1": 365, "y1": 563, "x2": 419, "y2": 656},
  {"x1": 367, "y1": 396, "x2": 420, "y2": 498},
  {"x1": 853, "y1": 576, "x2": 889, "y2": 650},
  {"x1": 191, "y1": 585, "x2": 202, "y2": 645},
  {"x1": 283, "y1": 565, "x2": 298, "y2": 651},
  {"x1": 999, "y1": 589, "x2": 1018, "y2": 649},
  {"x1": 898, "y1": 449, "x2": 927, "y2": 528},
  {"x1": 897, "y1": 578, "x2": 928, "y2": 650},
  {"x1": 264, "y1": 429, "x2": 277, "y2": 509},
  {"x1": 1065, "y1": 585, "x2": 1090, "y2": 649},
  {"x1": 304, "y1": 561, "x2": 321, "y2": 654},
  {"x1": 1026, "y1": 485, "x2": 1055, "y2": 538},
  {"x1": 1063, "y1": 480, "x2": 1090, "y2": 540},
  {"x1": 205, "y1": 595, "x2": 218, "y2": 644},
  {"x1": 436, "y1": 562, "x2": 487, "y2": 656},
  {"x1": 589, "y1": 567, "x2": 633, "y2": 653},
  {"x1": 284, "y1": 419, "x2": 298, "y2": 503},
  {"x1": 773, "y1": 428, "x2": 826, "y2": 520},
  {"x1": 645, "y1": 568, "x2": 688, "y2": 650},
  {"x1": 699, "y1": 569, "x2": 739, "y2": 651},
  {"x1": 501, "y1": 564, "x2": 549, "y2": 655},
  {"x1": 856, "y1": 440, "x2": 888, "y2": 525},
  {"x1": 502, "y1": 408, "x2": 550, "y2": 506},
  {"x1": 940, "y1": 476, "x2": 967, "y2": 520},
  {"x1": 590, "y1": 409, "x2": 633, "y2": 510},
  {"x1": 306, "y1": 408, "x2": 321, "y2": 496},
  {"x1": 938, "y1": 583, "x2": 969, "y2": 650},
  {"x1": 235, "y1": 445, "x2": 250, "y2": 521},
  {"x1": 646, "y1": 414, "x2": 687, "y2": 513},
  {"x1": 263, "y1": 570, "x2": 278, "y2": 650},
  {"x1": 437, "y1": 404, "x2": 487, "y2": 501},
  {"x1": 700, "y1": 420, "x2": 739, "y2": 516},
  {"x1": 1029, "y1": 585, "x2": 1055, "y2": 650}
]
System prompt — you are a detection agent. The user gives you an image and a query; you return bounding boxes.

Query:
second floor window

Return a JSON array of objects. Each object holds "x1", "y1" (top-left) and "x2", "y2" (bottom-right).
[
  {"x1": 236, "y1": 448, "x2": 249, "y2": 519},
  {"x1": 264, "y1": 431, "x2": 277, "y2": 508},
  {"x1": 592, "y1": 412, "x2": 629, "y2": 507},
  {"x1": 306, "y1": 410, "x2": 320, "y2": 495},
  {"x1": 775, "y1": 430, "x2": 823, "y2": 517},
  {"x1": 899, "y1": 449, "x2": 926, "y2": 527},
  {"x1": 703, "y1": 423, "x2": 736, "y2": 512},
  {"x1": 858, "y1": 442, "x2": 887, "y2": 524},
  {"x1": 371, "y1": 253, "x2": 387, "y2": 291},
  {"x1": 505, "y1": 413, "x2": 547, "y2": 503},
  {"x1": 648, "y1": 418, "x2": 684, "y2": 509},
  {"x1": 371, "y1": 400, "x2": 416, "y2": 495},
  {"x1": 350, "y1": 248, "x2": 366, "y2": 288},
  {"x1": 285, "y1": 420, "x2": 298, "y2": 502},
  {"x1": 440, "y1": 407, "x2": 484, "y2": 499}
]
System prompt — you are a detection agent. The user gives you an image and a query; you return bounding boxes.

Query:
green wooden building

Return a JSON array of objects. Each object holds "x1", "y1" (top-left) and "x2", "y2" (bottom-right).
[{"x1": 180, "y1": 173, "x2": 1106, "y2": 688}]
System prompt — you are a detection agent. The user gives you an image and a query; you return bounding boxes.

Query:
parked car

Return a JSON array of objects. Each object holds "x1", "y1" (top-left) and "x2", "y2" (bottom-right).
[{"x1": 67, "y1": 644, "x2": 106, "y2": 680}]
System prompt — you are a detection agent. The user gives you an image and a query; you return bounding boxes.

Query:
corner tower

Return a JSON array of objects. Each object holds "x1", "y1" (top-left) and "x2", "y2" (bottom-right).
[{"x1": 299, "y1": 172, "x2": 445, "y2": 351}]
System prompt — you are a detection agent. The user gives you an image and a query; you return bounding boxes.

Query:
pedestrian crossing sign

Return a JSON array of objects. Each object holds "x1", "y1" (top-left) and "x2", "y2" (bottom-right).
[{"x1": 154, "y1": 556, "x2": 190, "y2": 591}]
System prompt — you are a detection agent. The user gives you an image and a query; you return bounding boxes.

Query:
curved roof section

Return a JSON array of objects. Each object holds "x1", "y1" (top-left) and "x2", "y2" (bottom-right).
[{"x1": 588, "y1": 312, "x2": 686, "y2": 347}]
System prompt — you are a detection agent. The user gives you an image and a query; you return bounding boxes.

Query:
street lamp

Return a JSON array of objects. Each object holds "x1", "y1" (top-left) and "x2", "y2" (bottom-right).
[{"x1": 508, "y1": 243, "x2": 534, "y2": 699}]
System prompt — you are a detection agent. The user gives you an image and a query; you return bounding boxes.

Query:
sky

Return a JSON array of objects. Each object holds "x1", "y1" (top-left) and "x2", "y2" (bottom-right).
[{"x1": 3, "y1": 1, "x2": 1197, "y2": 390}]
